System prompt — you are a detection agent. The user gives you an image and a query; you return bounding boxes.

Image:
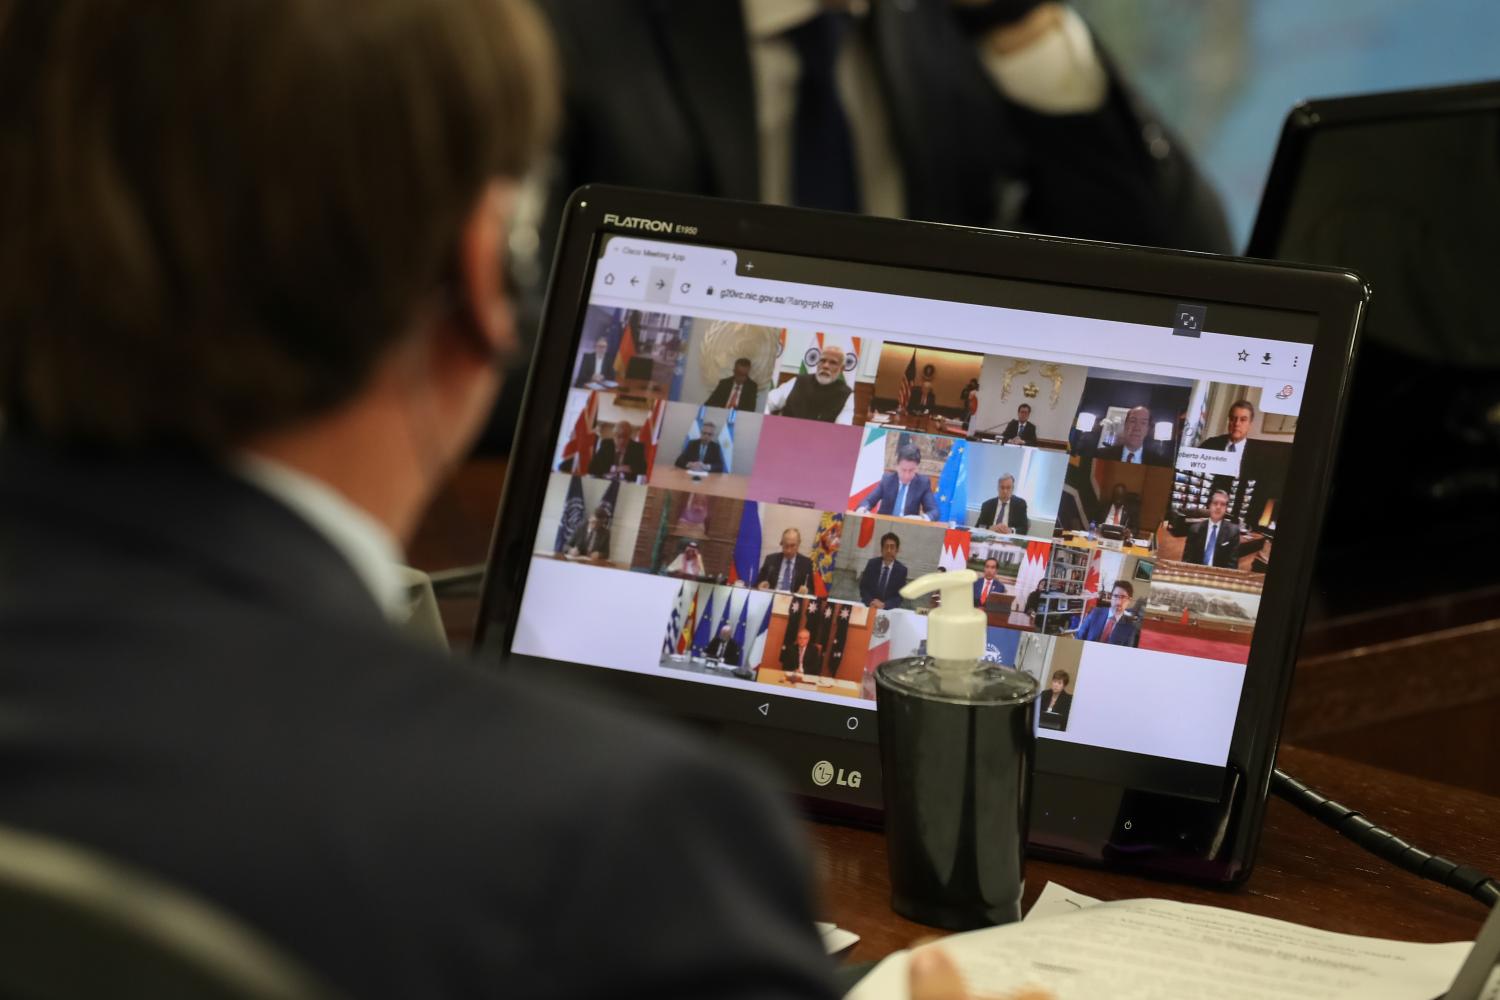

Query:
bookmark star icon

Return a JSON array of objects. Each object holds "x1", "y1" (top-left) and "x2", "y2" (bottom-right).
[{"x1": 1236, "y1": 350, "x2": 1250, "y2": 362}]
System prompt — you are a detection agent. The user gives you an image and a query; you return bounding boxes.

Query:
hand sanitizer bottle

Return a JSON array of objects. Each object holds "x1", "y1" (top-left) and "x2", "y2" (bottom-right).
[{"x1": 874, "y1": 569, "x2": 1039, "y2": 929}]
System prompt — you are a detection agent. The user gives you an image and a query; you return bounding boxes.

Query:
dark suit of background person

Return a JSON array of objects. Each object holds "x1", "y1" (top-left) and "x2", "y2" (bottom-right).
[
  {"x1": 781, "y1": 639, "x2": 825, "y2": 676},
  {"x1": 756, "y1": 550, "x2": 814, "y2": 592},
  {"x1": 705, "y1": 375, "x2": 759, "y2": 412},
  {"x1": 863, "y1": 471, "x2": 938, "y2": 519},
  {"x1": 907, "y1": 386, "x2": 938, "y2": 415},
  {"x1": 573, "y1": 350, "x2": 613, "y2": 388},
  {"x1": 976, "y1": 493, "x2": 1029, "y2": 534},
  {"x1": 480, "y1": 0, "x2": 1235, "y2": 452},
  {"x1": 1000, "y1": 418, "x2": 1038, "y2": 446},
  {"x1": 587, "y1": 437, "x2": 647, "y2": 479},
  {"x1": 859, "y1": 556, "x2": 908, "y2": 609},
  {"x1": 1095, "y1": 494, "x2": 1139, "y2": 531},
  {"x1": 1183, "y1": 516, "x2": 1241, "y2": 569},
  {"x1": 674, "y1": 437, "x2": 726, "y2": 473},
  {"x1": 706, "y1": 634, "x2": 743, "y2": 665},
  {"x1": 1039, "y1": 689, "x2": 1072, "y2": 730},
  {"x1": 1075, "y1": 605, "x2": 1139, "y2": 646}
]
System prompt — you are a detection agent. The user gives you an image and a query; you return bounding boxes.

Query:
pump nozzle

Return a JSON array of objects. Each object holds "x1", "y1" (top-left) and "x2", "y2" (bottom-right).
[{"x1": 900, "y1": 569, "x2": 987, "y2": 661}]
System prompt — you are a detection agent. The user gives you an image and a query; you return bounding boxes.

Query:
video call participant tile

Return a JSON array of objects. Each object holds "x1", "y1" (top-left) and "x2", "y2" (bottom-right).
[
  {"x1": 1154, "y1": 486, "x2": 1276, "y2": 572},
  {"x1": 551, "y1": 389, "x2": 664, "y2": 485},
  {"x1": 762, "y1": 330, "x2": 875, "y2": 426},
  {"x1": 970, "y1": 355, "x2": 1088, "y2": 450},
  {"x1": 657, "y1": 581, "x2": 774, "y2": 683},
  {"x1": 572, "y1": 305, "x2": 687, "y2": 402},
  {"x1": 847, "y1": 426, "x2": 961, "y2": 524},
  {"x1": 672, "y1": 318, "x2": 782, "y2": 411},
  {"x1": 827, "y1": 516, "x2": 948, "y2": 610},
  {"x1": 1138, "y1": 562, "x2": 1263, "y2": 665},
  {"x1": 1174, "y1": 383, "x2": 1293, "y2": 542},
  {"x1": 533, "y1": 473, "x2": 648, "y2": 570},
  {"x1": 1069, "y1": 368, "x2": 1195, "y2": 466},
  {"x1": 746, "y1": 416, "x2": 862, "y2": 512},
  {"x1": 966, "y1": 534, "x2": 1054, "y2": 629},
  {"x1": 962, "y1": 441, "x2": 1069, "y2": 538},
  {"x1": 1034, "y1": 640, "x2": 1083, "y2": 734},
  {"x1": 1068, "y1": 553, "x2": 1154, "y2": 648},
  {"x1": 756, "y1": 592, "x2": 874, "y2": 701},
  {"x1": 629, "y1": 489, "x2": 745, "y2": 584},
  {"x1": 648, "y1": 401, "x2": 764, "y2": 500},
  {"x1": 738, "y1": 502, "x2": 841, "y2": 595},
  {"x1": 866, "y1": 341, "x2": 984, "y2": 438}
]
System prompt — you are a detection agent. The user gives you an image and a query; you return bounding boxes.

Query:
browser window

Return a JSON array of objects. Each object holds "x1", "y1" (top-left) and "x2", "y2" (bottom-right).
[{"x1": 513, "y1": 236, "x2": 1311, "y2": 777}]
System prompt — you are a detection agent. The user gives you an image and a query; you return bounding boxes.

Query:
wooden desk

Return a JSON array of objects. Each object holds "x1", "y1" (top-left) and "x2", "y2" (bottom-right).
[
  {"x1": 758, "y1": 667, "x2": 864, "y2": 699},
  {"x1": 813, "y1": 745, "x2": 1500, "y2": 964},
  {"x1": 648, "y1": 464, "x2": 749, "y2": 499}
]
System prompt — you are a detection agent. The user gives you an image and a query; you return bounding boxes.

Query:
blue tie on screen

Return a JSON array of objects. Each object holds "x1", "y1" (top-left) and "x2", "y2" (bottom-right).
[
  {"x1": 895, "y1": 483, "x2": 908, "y2": 516},
  {"x1": 998, "y1": 501, "x2": 1007, "y2": 527},
  {"x1": 1204, "y1": 524, "x2": 1217, "y2": 566},
  {"x1": 787, "y1": 13, "x2": 860, "y2": 213},
  {"x1": 780, "y1": 557, "x2": 793, "y2": 591},
  {"x1": 879, "y1": 564, "x2": 890, "y2": 596}
]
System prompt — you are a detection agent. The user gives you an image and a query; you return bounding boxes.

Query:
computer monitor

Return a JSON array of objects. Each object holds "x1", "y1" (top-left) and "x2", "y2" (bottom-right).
[
  {"x1": 1248, "y1": 80, "x2": 1500, "y2": 622},
  {"x1": 477, "y1": 186, "x2": 1365, "y2": 884}
]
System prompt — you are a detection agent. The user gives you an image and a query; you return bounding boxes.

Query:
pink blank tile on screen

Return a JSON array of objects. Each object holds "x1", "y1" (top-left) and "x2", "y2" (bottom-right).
[{"x1": 747, "y1": 416, "x2": 862, "y2": 511}]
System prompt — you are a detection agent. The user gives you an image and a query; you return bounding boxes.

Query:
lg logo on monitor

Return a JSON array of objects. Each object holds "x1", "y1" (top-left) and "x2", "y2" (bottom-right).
[{"x1": 811, "y1": 760, "x2": 862, "y2": 789}]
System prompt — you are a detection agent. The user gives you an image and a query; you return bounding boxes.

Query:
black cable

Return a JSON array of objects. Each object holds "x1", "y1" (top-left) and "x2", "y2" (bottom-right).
[{"x1": 1271, "y1": 768, "x2": 1500, "y2": 908}]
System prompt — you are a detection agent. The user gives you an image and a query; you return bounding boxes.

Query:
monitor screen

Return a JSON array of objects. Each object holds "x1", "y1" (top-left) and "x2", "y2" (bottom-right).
[{"x1": 510, "y1": 233, "x2": 1316, "y2": 801}]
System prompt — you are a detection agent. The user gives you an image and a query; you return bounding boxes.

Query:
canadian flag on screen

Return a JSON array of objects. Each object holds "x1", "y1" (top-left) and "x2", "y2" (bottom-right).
[{"x1": 938, "y1": 529, "x2": 970, "y2": 573}]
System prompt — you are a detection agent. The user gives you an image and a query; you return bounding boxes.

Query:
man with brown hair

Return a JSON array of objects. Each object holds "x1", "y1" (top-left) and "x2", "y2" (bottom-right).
[{"x1": 0, "y1": 2, "x2": 839, "y2": 997}]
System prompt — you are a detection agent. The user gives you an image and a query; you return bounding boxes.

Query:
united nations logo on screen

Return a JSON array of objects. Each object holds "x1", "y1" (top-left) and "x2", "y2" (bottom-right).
[{"x1": 811, "y1": 760, "x2": 836, "y2": 786}]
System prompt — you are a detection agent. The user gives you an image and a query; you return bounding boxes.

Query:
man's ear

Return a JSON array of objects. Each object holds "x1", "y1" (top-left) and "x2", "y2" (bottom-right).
[{"x1": 455, "y1": 180, "x2": 518, "y2": 361}]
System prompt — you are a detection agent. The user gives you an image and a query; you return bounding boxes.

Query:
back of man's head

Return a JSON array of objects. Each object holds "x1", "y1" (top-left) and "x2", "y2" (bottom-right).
[{"x1": 0, "y1": 0, "x2": 554, "y2": 450}]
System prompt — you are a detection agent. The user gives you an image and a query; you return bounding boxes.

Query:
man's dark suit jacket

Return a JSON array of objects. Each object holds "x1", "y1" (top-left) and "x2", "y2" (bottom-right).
[
  {"x1": 977, "y1": 494, "x2": 1029, "y2": 534},
  {"x1": 705, "y1": 636, "x2": 742, "y2": 665},
  {"x1": 705, "y1": 376, "x2": 758, "y2": 412},
  {"x1": 568, "y1": 522, "x2": 611, "y2": 558},
  {"x1": 1095, "y1": 496, "x2": 1140, "y2": 531},
  {"x1": 860, "y1": 471, "x2": 938, "y2": 519},
  {"x1": 973, "y1": 576, "x2": 1007, "y2": 607},
  {"x1": 1074, "y1": 607, "x2": 1139, "y2": 646},
  {"x1": 1182, "y1": 517, "x2": 1241, "y2": 569},
  {"x1": 1000, "y1": 419, "x2": 1038, "y2": 446},
  {"x1": 0, "y1": 443, "x2": 835, "y2": 1000},
  {"x1": 1039, "y1": 690, "x2": 1073, "y2": 731},
  {"x1": 573, "y1": 352, "x2": 613, "y2": 388},
  {"x1": 481, "y1": 0, "x2": 1233, "y2": 454},
  {"x1": 674, "y1": 438, "x2": 726, "y2": 472},
  {"x1": 756, "y1": 551, "x2": 814, "y2": 593},
  {"x1": 1096, "y1": 442, "x2": 1172, "y2": 468},
  {"x1": 858, "y1": 557, "x2": 908, "y2": 608},
  {"x1": 781, "y1": 642, "x2": 824, "y2": 676},
  {"x1": 587, "y1": 438, "x2": 647, "y2": 479}
]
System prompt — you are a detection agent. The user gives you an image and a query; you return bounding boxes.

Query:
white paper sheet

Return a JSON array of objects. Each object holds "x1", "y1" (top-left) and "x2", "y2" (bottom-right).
[{"x1": 846, "y1": 882, "x2": 1470, "y2": 1000}]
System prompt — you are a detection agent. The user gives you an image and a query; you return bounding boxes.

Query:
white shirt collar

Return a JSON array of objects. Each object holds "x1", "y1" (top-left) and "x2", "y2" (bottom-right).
[
  {"x1": 742, "y1": 0, "x2": 868, "y2": 40},
  {"x1": 232, "y1": 453, "x2": 408, "y2": 621}
]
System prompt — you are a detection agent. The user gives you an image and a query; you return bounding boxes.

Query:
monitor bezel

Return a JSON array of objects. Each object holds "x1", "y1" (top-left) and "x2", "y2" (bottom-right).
[{"x1": 474, "y1": 185, "x2": 1366, "y2": 885}]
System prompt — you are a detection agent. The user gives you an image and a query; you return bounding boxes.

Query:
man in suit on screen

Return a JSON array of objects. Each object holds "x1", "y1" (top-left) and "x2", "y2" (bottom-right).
[
  {"x1": 673, "y1": 419, "x2": 726, "y2": 473},
  {"x1": 573, "y1": 335, "x2": 613, "y2": 387},
  {"x1": 706, "y1": 625, "x2": 742, "y2": 666},
  {"x1": 756, "y1": 528, "x2": 814, "y2": 594},
  {"x1": 858, "y1": 532, "x2": 909, "y2": 609},
  {"x1": 855, "y1": 444, "x2": 938, "y2": 520},
  {"x1": 704, "y1": 357, "x2": 758, "y2": 412},
  {"x1": 1095, "y1": 483, "x2": 1139, "y2": 531},
  {"x1": 1183, "y1": 489, "x2": 1241, "y2": 569},
  {"x1": 1075, "y1": 581, "x2": 1140, "y2": 646},
  {"x1": 1097, "y1": 405, "x2": 1170, "y2": 466},
  {"x1": 976, "y1": 473, "x2": 1029, "y2": 534},
  {"x1": 781, "y1": 628, "x2": 824, "y2": 678},
  {"x1": 587, "y1": 420, "x2": 647, "y2": 480},
  {"x1": 1000, "y1": 403, "x2": 1038, "y2": 447},
  {"x1": 973, "y1": 557, "x2": 1008, "y2": 608}
]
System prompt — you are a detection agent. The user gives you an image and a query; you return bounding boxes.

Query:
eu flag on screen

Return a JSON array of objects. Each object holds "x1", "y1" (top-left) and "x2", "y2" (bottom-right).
[
  {"x1": 935, "y1": 439, "x2": 968, "y2": 524},
  {"x1": 733, "y1": 593, "x2": 750, "y2": 649},
  {"x1": 692, "y1": 591, "x2": 717, "y2": 654}
]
